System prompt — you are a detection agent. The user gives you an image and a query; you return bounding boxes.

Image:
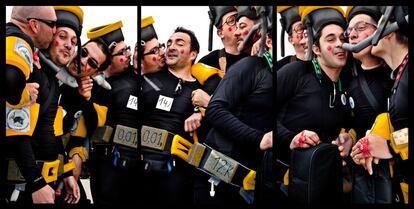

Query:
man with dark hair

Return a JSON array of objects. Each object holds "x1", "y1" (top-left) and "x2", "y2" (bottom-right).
[
  {"x1": 277, "y1": 6, "x2": 350, "y2": 204},
  {"x1": 140, "y1": 16, "x2": 165, "y2": 75},
  {"x1": 139, "y1": 26, "x2": 203, "y2": 205}
]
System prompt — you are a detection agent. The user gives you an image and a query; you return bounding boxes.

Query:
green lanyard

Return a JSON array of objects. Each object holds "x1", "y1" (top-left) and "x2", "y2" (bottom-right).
[
  {"x1": 263, "y1": 51, "x2": 273, "y2": 70},
  {"x1": 311, "y1": 58, "x2": 342, "y2": 92}
]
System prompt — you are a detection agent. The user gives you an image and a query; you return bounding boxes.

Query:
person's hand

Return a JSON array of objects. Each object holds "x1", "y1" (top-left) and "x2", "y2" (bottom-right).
[
  {"x1": 351, "y1": 134, "x2": 393, "y2": 160},
  {"x1": 32, "y1": 184, "x2": 55, "y2": 204},
  {"x1": 191, "y1": 89, "x2": 211, "y2": 108},
  {"x1": 290, "y1": 130, "x2": 320, "y2": 150},
  {"x1": 332, "y1": 133, "x2": 353, "y2": 166},
  {"x1": 25, "y1": 82, "x2": 40, "y2": 106},
  {"x1": 71, "y1": 154, "x2": 83, "y2": 181},
  {"x1": 78, "y1": 76, "x2": 93, "y2": 101},
  {"x1": 260, "y1": 131, "x2": 272, "y2": 150},
  {"x1": 63, "y1": 176, "x2": 80, "y2": 204},
  {"x1": 184, "y1": 112, "x2": 202, "y2": 136}
]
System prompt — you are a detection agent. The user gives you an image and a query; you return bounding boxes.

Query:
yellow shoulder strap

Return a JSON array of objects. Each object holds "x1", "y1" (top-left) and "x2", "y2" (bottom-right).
[
  {"x1": 6, "y1": 36, "x2": 33, "y2": 80},
  {"x1": 192, "y1": 63, "x2": 223, "y2": 85}
]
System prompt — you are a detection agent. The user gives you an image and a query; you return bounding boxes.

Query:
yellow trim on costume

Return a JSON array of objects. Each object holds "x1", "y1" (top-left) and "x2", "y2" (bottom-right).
[
  {"x1": 6, "y1": 103, "x2": 40, "y2": 137},
  {"x1": 192, "y1": 63, "x2": 223, "y2": 85},
  {"x1": 71, "y1": 115, "x2": 87, "y2": 138},
  {"x1": 54, "y1": 106, "x2": 64, "y2": 136},
  {"x1": 299, "y1": 6, "x2": 345, "y2": 22},
  {"x1": 93, "y1": 103, "x2": 108, "y2": 127},
  {"x1": 277, "y1": 6, "x2": 293, "y2": 13},
  {"x1": 63, "y1": 160, "x2": 76, "y2": 173},
  {"x1": 344, "y1": 6, "x2": 354, "y2": 18},
  {"x1": 141, "y1": 16, "x2": 154, "y2": 28},
  {"x1": 87, "y1": 21, "x2": 123, "y2": 39},
  {"x1": 283, "y1": 169, "x2": 289, "y2": 186},
  {"x1": 53, "y1": 6, "x2": 84, "y2": 25},
  {"x1": 6, "y1": 88, "x2": 31, "y2": 109},
  {"x1": 69, "y1": 146, "x2": 88, "y2": 162},
  {"x1": 243, "y1": 170, "x2": 256, "y2": 190},
  {"x1": 6, "y1": 36, "x2": 33, "y2": 80}
]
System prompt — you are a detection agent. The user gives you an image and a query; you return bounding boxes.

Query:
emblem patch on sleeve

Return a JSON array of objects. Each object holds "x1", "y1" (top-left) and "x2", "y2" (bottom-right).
[{"x1": 6, "y1": 106, "x2": 30, "y2": 132}]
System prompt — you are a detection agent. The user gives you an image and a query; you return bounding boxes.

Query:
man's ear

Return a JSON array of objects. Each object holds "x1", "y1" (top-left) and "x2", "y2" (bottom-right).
[
  {"x1": 217, "y1": 28, "x2": 224, "y2": 39},
  {"x1": 312, "y1": 44, "x2": 320, "y2": 56},
  {"x1": 190, "y1": 51, "x2": 197, "y2": 62}
]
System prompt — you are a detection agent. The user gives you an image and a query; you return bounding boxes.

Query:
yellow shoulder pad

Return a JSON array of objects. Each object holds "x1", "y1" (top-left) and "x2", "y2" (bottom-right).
[
  {"x1": 6, "y1": 36, "x2": 33, "y2": 80},
  {"x1": 192, "y1": 63, "x2": 223, "y2": 85},
  {"x1": 93, "y1": 103, "x2": 108, "y2": 127}
]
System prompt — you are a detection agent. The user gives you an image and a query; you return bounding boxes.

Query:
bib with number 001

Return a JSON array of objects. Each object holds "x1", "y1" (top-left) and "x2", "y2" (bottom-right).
[
  {"x1": 202, "y1": 150, "x2": 239, "y2": 183},
  {"x1": 112, "y1": 125, "x2": 138, "y2": 149},
  {"x1": 141, "y1": 125, "x2": 169, "y2": 151}
]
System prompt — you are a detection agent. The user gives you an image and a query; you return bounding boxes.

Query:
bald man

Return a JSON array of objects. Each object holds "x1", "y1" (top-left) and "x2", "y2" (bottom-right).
[{"x1": 5, "y1": 6, "x2": 58, "y2": 204}]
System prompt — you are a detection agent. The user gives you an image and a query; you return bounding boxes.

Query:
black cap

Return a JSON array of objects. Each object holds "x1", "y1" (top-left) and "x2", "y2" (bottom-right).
[
  {"x1": 87, "y1": 21, "x2": 125, "y2": 51},
  {"x1": 209, "y1": 6, "x2": 237, "y2": 28},
  {"x1": 346, "y1": 6, "x2": 382, "y2": 23},
  {"x1": 54, "y1": 6, "x2": 83, "y2": 36},
  {"x1": 278, "y1": 6, "x2": 301, "y2": 34},
  {"x1": 141, "y1": 16, "x2": 158, "y2": 43},
  {"x1": 236, "y1": 6, "x2": 260, "y2": 21},
  {"x1": 301, "y1": 6, "x2": 346, "y2": 40}
]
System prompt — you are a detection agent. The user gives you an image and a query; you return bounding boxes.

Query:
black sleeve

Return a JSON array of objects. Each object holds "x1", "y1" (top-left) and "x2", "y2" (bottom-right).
[
  {"x1": 6, "y1": 136, "x2": 47, "y2": 193},
  {"x1": 203, "y1": 74, "x2": 222, "y2": 95},
  {"x1": 276, "y1": 62, "x2": 302, "y2": 162},
  {"x1": 5, "y1": 65, "x2": 27, "y2": 105},
  {"x1": 206, "y1": 58, "x2": 264, "y2": 147}
]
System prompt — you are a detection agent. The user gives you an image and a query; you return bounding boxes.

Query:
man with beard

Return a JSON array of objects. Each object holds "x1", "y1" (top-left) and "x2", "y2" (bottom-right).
[
  {"x1": 276, "y1": 6, "x2": 350, "y2": 203},
  {"x1": 140, "y1": 27, "x2": 203, "y2": 205}
]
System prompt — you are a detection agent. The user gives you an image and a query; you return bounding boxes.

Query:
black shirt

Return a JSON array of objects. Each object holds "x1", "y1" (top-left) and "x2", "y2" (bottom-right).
[
  {"x1": 348, "y1": 64, "x2": 393, "y2": 138},
  {"x1": 277, "y1": 55, "x2": 299, "y2": 71},
  {"x1": 141, "y1": 69, "x2": 203, "y2": 140},
  {"x1": 198, "y1": 49, "x2": 248, "y2": 72},
  {"x1": 205, "y1": 56, "x2": 273, "y2": 169},
  {"x1": 277, "y1": 60, "x2": 350, "y2": 163}
]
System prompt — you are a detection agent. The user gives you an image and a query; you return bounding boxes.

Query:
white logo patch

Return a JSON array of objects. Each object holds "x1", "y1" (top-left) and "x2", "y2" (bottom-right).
[
  {"x1": 14, "y1": 39, "x2": 33, "y2": 72},
  {"x1": 6, "y1": 107, "x2": 30, "y2": 132}
]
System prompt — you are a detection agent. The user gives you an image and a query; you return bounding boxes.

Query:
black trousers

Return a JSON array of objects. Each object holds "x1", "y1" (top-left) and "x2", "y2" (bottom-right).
[{"x1": 89, "y1": 148, "x2": 140, "y2": 207}]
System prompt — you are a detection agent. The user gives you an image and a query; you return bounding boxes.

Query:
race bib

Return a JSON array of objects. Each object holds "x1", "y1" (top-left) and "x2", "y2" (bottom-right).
[
  {"x1": 156, "y1": 95, "x2": 173, "y2": 112},
  {"x1": 113, "y1": 125, "x2": 138, "y2": 149},
  {"x1": 127, "y1": 95, "x2": 137, "y2": 110},
  {"x1": 6, "y1": 106, "x2": 30, "y2": 132},
  {"x1": 141, "y1": 125, "x2": 169, "y2": 151},
  {"x1": 202, "y1": 150, "x2": 238, "y2": 183}
]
